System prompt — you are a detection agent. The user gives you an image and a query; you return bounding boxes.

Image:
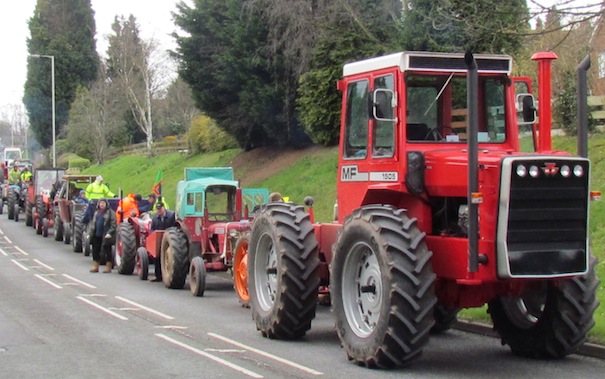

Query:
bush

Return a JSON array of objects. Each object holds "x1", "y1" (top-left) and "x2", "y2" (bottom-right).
[
  {"x1": 188, "y1": 115, "x2": 237, "y2": 153},
  {"x1": 554, "y1": 70, "x2": 598, "y2": 136},
  {"x1": 68, "y1": 156, "x2": 91, "y2": 171}
]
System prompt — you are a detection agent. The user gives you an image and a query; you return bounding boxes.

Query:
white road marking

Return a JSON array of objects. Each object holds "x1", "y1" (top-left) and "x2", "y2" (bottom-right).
[
  {"x1": 0, "y1": 247, "x2": 7, "y2": 256},
  {"x1": 208, "y1": 332, "x2": 324, "y2": 376},
  {"x1": 115, "y1": 296, "x2": 175, "y2": 320},
  {"x1": 14, "y1": 246, "x2": 29, "y2": 255},
  {"x1": 205, "y1": 348, "x2": 247, "y2": 353},
  {"x1": 11, "y1": 259, "x2": 29, "y2": 271},
  {"x1": 62, "y1": 274, "x2": 97, "y2": 289},
  {"x1": 4, "y1": 236, "x2": 12, "y2": 243},
  {"x1": 0, "y1": 228, "x2": 4, "y2": 234},
  {"x1": 76, "y1": 296, "x2": 128, "y2": 320},
  {"x1": 155, "y1": 333, "x2": 263, "y2": 378},
  {"x1": 155, "y1": 325, "x2": 188, "y2": 330},
  {"x1": 33, "y1": 259, "x2": 54, "y2": 270},
  {"x1": 34, "y1": 274, "x2": 63, "y2": 289}
]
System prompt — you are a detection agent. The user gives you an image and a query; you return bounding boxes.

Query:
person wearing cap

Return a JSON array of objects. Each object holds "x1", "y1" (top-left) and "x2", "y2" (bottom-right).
[
  {"x1": 85, "y1": 175, "x2": 115, "y2": 200},
  {"x1": 149, "y1": 202, "x2": 176, "y2": 282},
  {"x1": 140, "y1": 193, "x2": 170, "y2": 214}
]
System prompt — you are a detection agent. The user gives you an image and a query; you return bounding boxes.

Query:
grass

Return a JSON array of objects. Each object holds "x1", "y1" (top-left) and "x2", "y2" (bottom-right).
[{"x1": 85, "y1": 134, "x2": 605, "y2": 343}]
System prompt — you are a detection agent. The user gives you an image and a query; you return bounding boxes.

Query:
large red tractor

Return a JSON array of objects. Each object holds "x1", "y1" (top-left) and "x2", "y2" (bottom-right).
[{"x1": 247, "y1": 51, "x2": 600, "y2": 368}]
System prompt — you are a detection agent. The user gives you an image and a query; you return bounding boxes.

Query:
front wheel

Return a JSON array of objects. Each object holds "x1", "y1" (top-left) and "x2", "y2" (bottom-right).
[
  {"x1": 136, "y1": 247, "x2": 149, "y2": 281},
  {"x1": 488, "y1": 255, "x2": 599, "y2": 359},
  {"x1": 14, "y1": 203, "x2": 19, "y2": 222},
  {"x1": 53, "y1": 215, "x2": 64, "y2": 241},
  {"x1": 331, "y1": 205, "x2": 437, "y2": 368},
  {"x1": 73, "y1": 212, "x2": 84, "y2": 252},
  {"x1": 190, "y1": 256, "x2": 206, "y2": 297},
  {"x1": 161, "y1": 227, "x2": 189, "y2": 289},
  {"x1": 63, "y1": 222, "x2": 71, "y2": 245},
  {"x1": 248, "y1": 203, "x2": 320, "y2": 339},
  {"x1": 42, "y1": 218, "x2": 49, "y2": 237},
  {"x1": 233, "y1": 233, "x2": 251, "y2": 307},
  {"x1": 117, "y1": 223, "x2": 137, "y2": 275}
]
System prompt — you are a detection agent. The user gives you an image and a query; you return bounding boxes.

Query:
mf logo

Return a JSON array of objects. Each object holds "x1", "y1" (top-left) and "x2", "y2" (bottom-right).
[
  {"x1": 341, "y1": 165, "x2": 368, "y2": 182},
  {"x1": 542, "y1": 162, "x2": 559, "y2": 176}
]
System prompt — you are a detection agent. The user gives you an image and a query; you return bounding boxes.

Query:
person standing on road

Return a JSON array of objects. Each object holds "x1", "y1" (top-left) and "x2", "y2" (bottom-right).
[
  {"x1": 88, "y1": 199, "x2": 117, "y2": 273},
  {"x1": 85, "y1": 175, "x2": 115, "y2": 200},
  {"x1": 148, "y1": 202, "x2": 176, "y2": 282}
]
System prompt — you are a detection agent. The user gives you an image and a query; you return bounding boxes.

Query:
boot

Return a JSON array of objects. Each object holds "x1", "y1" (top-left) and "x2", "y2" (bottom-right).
[
  {"x1": 90, "y1": 261, "x2": 99, "y2": 273},
  {"x1": 103, "y1": 261, "x2": 113, "y2": 273}
]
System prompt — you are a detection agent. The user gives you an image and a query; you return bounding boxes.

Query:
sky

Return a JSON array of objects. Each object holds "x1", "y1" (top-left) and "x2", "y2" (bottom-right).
[{"x1": 0, "y1": 0, "x2": 186, "y2": 112}]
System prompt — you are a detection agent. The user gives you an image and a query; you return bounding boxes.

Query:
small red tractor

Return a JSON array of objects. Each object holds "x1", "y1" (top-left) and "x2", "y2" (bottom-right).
[
  {"x1": 7, "y1": 159, "x2": 34, "y2": 222},
  {"x1": 54, "y1": 175, "x2": 98, "y2": 249},
  {"x1": 28, "y1": 169, "x2": 65, "y2": 233},
  {"x1": 246, "y1": 51, "x2": 600, "y2": 368},
  {"x1": 140, "y1": 167, "x2": 268, "y2": 298}
]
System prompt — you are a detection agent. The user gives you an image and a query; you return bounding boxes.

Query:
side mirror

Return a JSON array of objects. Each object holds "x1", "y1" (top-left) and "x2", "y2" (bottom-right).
[
  {"x1": 516, "y1": 93, "x2": 537, "y2": 125},
  {"x1": 372, "y1": 89, "x2": 397, "y2": 122}
]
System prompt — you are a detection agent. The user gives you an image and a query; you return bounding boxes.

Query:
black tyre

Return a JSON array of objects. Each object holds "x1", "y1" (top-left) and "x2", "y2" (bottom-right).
[
  {"x1": 53, "y1": 215, "x2": 63, "y2": 241},
  {"x1": 136, "y1": 247, "x2": 149, "y2": 280},
  {"x1": 190, "y1": 256, "x2": 206, "y2": 297},
  {"x1": 7, "y1": 188, "x2": 16, "y2": 220},
  {"x1": 331, "y1": 205, "x2": 436, "y2": 368},
  {"x1": 25, "y1": 201, "x2": 33, "y2": 226},
  {"x1": 161, "y1": 227, "x2": 189, "y2": 289},
  {"x1": 488, "y1": 255, "x2": 599, "y2": 359},
  {"x1": 73, "y1": 212, "x2": 84, "y2": 252},
  {"x1": 42, "y1": 218, "x2": 48, "y2": 237},
  {"x1": 35, "y1": 197, "x2": 44, "y2": 234},
  {"x1": 248, "y1": 203, "x2": 320, "y2": 339},
  {"x1": 431, "y1": 305, "x2": 460, "y2": 334},
  {"x1": 0, "y1": 197, "x2": 4, "y2": 214},
  {"x1": 117, "y1": 223, "x2": 137, "y2": 275},
  {"x1": 14, "y1": 203, "x2": 20, "y2": 222},
  {"x1": 63, "y1": 222, "x2": 71, "y2": 245}
]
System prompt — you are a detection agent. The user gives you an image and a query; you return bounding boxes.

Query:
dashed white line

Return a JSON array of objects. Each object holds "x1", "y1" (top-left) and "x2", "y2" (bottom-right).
[
  {"x1": 76, "y1": 296, "x2": 128, "y2": 320},
  {"x1": 4, "y1": 236, "x2": 12, "y2": 244},
  {"x1": 208, "y1": 332, "x2": 324, "y2": 376},
  {"x1": 156, "y1": 333, "x2": 263, "y2": 378},
  {"x1": 155, "y1": 325, "x2": 188, "y2": 330},
  {"x1": 0, "y1": 247, "x2": 7, "y2": 256},
  {"x1": 11, "y1": 259, "x2": 29, "y2": 271},
  {"x1": 14, "y1": 246, "x2": 29, "y2": 256},
  {"x1": 33, "y1": 259, "x2": 54, "y2": 270},
  {"x1": 0, "y1": 228, "x2": 4, "y2": 234},
  {"x1": 34, "y1": 274, "x2": 63, "y2": 289},
  {"x1": 62, "y1": 274, "x2": 97, "y2": 289},
  {"x1": 115, "y1": 296, "x2": 175, "y2": 320}
]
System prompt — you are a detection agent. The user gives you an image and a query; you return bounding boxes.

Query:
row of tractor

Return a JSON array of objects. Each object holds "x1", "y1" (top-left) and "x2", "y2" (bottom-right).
[{"x1": 1, "y1": 49, "x2": 601, "y2": 370}]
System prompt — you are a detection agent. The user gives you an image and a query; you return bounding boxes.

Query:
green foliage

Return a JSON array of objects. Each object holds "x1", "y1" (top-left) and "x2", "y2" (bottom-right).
[
  {"x1": 68, "y1": 155, "x2": 91, "y2": 171},
  {"x1": 553, "y1": 70, "x2": 598, "y2": 136},
  {"x1": 187, "y1": 115, "x2": 237, "y2": 154},
  {"x1": 24, "y1": 0, "x2": 99, "y2": 148}
]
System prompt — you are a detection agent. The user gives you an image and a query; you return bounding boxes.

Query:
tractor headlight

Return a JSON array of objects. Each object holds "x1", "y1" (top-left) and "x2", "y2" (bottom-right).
[
  {"x1": 529, "y1": 165, "x2": 540, "y2": 178},
  {"x1": 573, "y1": 165, "x2": 584, "y2": 177},
  {"x1": 516, "y1": 164, "x2": 527, "y2": 177}
]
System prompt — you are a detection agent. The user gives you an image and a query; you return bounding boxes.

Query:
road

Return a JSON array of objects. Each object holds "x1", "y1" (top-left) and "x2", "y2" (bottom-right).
[{"x1": 1, "y1": 214, "x2": 605, "y2": 379}]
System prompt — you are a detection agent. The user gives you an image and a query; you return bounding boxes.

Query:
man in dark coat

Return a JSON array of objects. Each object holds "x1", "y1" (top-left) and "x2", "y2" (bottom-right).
[{"x1": 149, "y1": 202, "x2": 176, "y2": 282}]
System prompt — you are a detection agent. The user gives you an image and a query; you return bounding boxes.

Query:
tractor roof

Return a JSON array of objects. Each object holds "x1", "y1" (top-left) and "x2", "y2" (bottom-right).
[{"x1": 178, "y1": 177, "x2": 239, "y2": 193}]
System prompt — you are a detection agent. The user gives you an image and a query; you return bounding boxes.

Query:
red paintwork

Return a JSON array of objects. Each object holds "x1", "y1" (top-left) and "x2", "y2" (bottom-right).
[{"x1": 145, "y1": 230, "x2": 165, "y2": 259}]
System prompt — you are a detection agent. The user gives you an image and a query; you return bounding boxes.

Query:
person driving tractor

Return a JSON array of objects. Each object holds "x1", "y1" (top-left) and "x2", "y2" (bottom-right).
[
  {"x1": 85, "y1": 175, "x2": 115, "y2": 200},
  {"x1": 20, "y1": 166, "x2": 32, "y2": 183},
  {"x1": 8, "y1": 165, "x2": 21, "y2": 185}
]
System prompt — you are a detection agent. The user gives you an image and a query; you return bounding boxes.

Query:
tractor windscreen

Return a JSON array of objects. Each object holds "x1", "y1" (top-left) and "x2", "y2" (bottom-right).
[
  {"x1": 405, "y1": 73, "x2": 507, "y2": 143},
  {"x1": 205, "y1": 185, "x2": 237, "y2": 221}
]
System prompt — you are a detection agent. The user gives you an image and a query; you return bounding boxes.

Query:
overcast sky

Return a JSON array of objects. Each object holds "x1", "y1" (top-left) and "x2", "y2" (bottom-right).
[{"x1": 0, "y1": 0, "x2": 185, "y2": 111}]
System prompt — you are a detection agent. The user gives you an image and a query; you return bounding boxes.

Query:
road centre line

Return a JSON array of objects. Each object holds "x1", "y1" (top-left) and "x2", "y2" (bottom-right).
[
  {"x1": 0, "y1": 247, "x2": 7, "y2": 256},
  {"x1": 77, "y1": 296, "x2": 128, "y2": 321},
  {"x1": 33, "y1": 259, "x2": 54, "y2": 270},
  {"x1": 14, "y1": 246, "x2": 29, "y2": 255},
  {"x1": 63, "y1": 274, "x2": 96, "y2": 288},
  {"x1": 155, "y1": 333, "x2": 263, "y2": 378},
  {"x1": 0, "y1": 228, "x2": 4, "y2": 234},
  {"x1": 208, "y1": 332, "x2": 324, "y2": 376},
  {"x1": 34, "y1": 274, "x2": 63, "y2": 289},
  {"x1": 115, "y1": 296, "x2": 175, "y2": 320},
  {"x1": 11, "y1": 259, "x2": 29, "y2": 271},
  {"x1": 4, "y1": 236, "x2": 12, "y2": 243}
]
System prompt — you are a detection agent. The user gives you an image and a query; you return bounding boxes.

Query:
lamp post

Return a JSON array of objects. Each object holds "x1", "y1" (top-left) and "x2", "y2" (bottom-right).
[{"x1": 30, "y1": 54, "x2": 56, "y2": 167}]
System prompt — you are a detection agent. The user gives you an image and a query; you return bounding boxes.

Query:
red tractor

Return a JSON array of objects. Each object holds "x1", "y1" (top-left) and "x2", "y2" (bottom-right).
[
  {"x1": 29, "y1": 169, "x2": 65, "y2": 233},
  {"x1": 246, "y1": 51, "x2": 600, "y2": 368}
]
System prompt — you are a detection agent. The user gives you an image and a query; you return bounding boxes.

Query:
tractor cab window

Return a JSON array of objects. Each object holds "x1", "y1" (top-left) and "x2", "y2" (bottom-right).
[
  {"x1": 405, "y1": 73, "x2": 507, "y2": 143},
  {"x1": 344, "y1": 79, "x2": 369, "y2": 159},
  {"x1": 372, "y1": 75, "x2": 395, "y2": 158},
  {"x1": 205, "y1": 185, "x2": 236, "y2": 221}
]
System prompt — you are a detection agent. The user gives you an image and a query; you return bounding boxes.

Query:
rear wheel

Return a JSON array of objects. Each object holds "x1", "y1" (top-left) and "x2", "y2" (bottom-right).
[
  {"x1": 14, "y1": 203, "x2": 20, "y2": 222},
  {"x1": 233, "y1": 233, "x2": 251, "y2": 307},
  {"x1": 73, "y1": 212, "x2": 84, "y2": 252},
  {"x1": 136, "y1": 247, "x2": 149, "y2": 280},
  {"x1": 53, "y1": 214, "x2": 64, "y2": 241},
  {"x1": 7, "y1": 188, "x2": 16, "y2": 220},
  {"x1": 331, "y1": 206, "x2": 436, "y2": 368},
  {"x1": 35, "y1": 197, "x2": 44, "y2": 234},
  {"x1": 249, "y1": 203, "x2": 320, "y2": 339},
  {"x1": 0, "y1": 197, "x2": 4, "y2": 214},
  {"x1": 25, "y1": 201, "x2": 33, "y2": 226},
  {"x1": 117, "y1": 223, "x2": 137, "y2": 275},
  {"x1": 63, "y1": 222, "x2": 71, "y2": 245},
  {"x1": 488, "y1": 255, "x2": 599, "y2": 359},
  {"x1": 42, "y1": 218, "x2": 49, "y2": 237},
  {"x1": 190, "y1": 256, "x2": 206, "y2": 297},
  {"x1": 161, "y1": 227, "x2": 189, "y2": 289}
]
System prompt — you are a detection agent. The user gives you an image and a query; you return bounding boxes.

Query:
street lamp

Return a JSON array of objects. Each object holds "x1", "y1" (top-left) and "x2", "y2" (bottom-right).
[{"x1": 29, "y1": 54, "x2": 56, "y2": 167}]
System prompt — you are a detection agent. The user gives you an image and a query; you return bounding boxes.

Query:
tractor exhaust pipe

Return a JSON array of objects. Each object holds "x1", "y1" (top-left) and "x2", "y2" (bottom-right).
[
  {"x1": 465, "y1": 52, "x2": 479, "y2": 273},
  {"x1": 577, "y1": 54, "x2": 590, "y2": 158}
]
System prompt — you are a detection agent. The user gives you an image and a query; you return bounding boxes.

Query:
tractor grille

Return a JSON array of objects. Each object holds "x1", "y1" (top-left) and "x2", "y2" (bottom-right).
[{"x1": 496, "y1": 157, "x2": 590, "y2": 278}]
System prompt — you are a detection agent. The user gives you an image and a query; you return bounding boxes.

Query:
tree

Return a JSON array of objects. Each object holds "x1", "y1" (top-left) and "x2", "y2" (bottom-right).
[
  {"x1": 24, "y1": 0, "x2": 99, "y2": 159},
  {"x1": 154, "y1": 77, "x2": 200, "y2": 140}
]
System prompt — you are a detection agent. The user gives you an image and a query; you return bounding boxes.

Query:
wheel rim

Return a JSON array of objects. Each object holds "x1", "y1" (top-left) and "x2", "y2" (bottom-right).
[
  {"x1": 342, "y1": 241, "x2": 382, "y2": 338},
  {"x1": 234, "y1": 240, "x2": 249, "y2": 302},
  {"x1": 254, "y1": 232, "x2": 278, "y2": 312},
  {"x1": 501, "y1": 283, "x2": 548, "y2": 329}
]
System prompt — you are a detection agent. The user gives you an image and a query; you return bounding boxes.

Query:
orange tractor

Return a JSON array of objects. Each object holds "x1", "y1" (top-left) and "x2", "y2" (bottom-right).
[
  {"x1": 28, "y1": 168, "x2": 65, "y2": 233},
  {"x1": 246, "y1": 51, "x2": 600, "y2": 368}
]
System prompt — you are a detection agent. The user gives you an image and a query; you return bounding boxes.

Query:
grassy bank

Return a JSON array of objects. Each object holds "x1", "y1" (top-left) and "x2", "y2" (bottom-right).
[{"x1": 85, "y1": 134, "x2": 605, "y2": 343}]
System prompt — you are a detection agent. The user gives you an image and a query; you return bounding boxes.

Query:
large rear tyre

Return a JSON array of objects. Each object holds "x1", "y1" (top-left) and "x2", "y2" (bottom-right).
[
  {"x1": 233, "y1": 233, "x2": 251, "y2": 307},
  {"x1": 25, "y1": 201, "x2": 33, "y2": 226},
  {"x1": 14, "y1": 203, "x2": 20, "y2": 222},
  {"x1": 73, "y1": 212, "x2": 84, "y2": 252},
  {"x1": 331, "y1": 205, "x2": 436, "y2": 368},
  {"x1": 7, "y1": 188, "x2": 16, "y2": 220},
  {"x1": 0, "y1": 197, "x2": 4, "y2": 214},
  {"x1": 42, "y1": 218, "x2": 49, "y2": 237},
  {"x1": 249, "y1": 203, "x2": 320, "y2": 339},
  {"x1": 35, "y1": 197, "x2": 44, "y2": 234},
  {"x1": 63, "y1": 222, "x2": 71, "y2": 245},
  {"x1": 161, "y1": 227, "x2": 189, "y2": 289},
  {"x1": 189, "y1": 256, "x2": 206, "y2": 297},
  {"x1": 53, "y1": 215, "x2": 64, "y2": 241},
  {"x1": 136, "y1": 247, "x2": 149, "y2": 281},
  {"x1": 488, "y1": 255, "x2": 599, "y2": 359},
  {"x1": 117, "y1": 223, "x2": 137, "y2": 275}
]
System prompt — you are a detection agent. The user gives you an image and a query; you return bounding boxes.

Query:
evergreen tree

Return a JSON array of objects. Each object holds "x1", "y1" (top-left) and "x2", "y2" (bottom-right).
[{"x1": 24, "y1": 0, "x2": 99, "y2": 151}]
